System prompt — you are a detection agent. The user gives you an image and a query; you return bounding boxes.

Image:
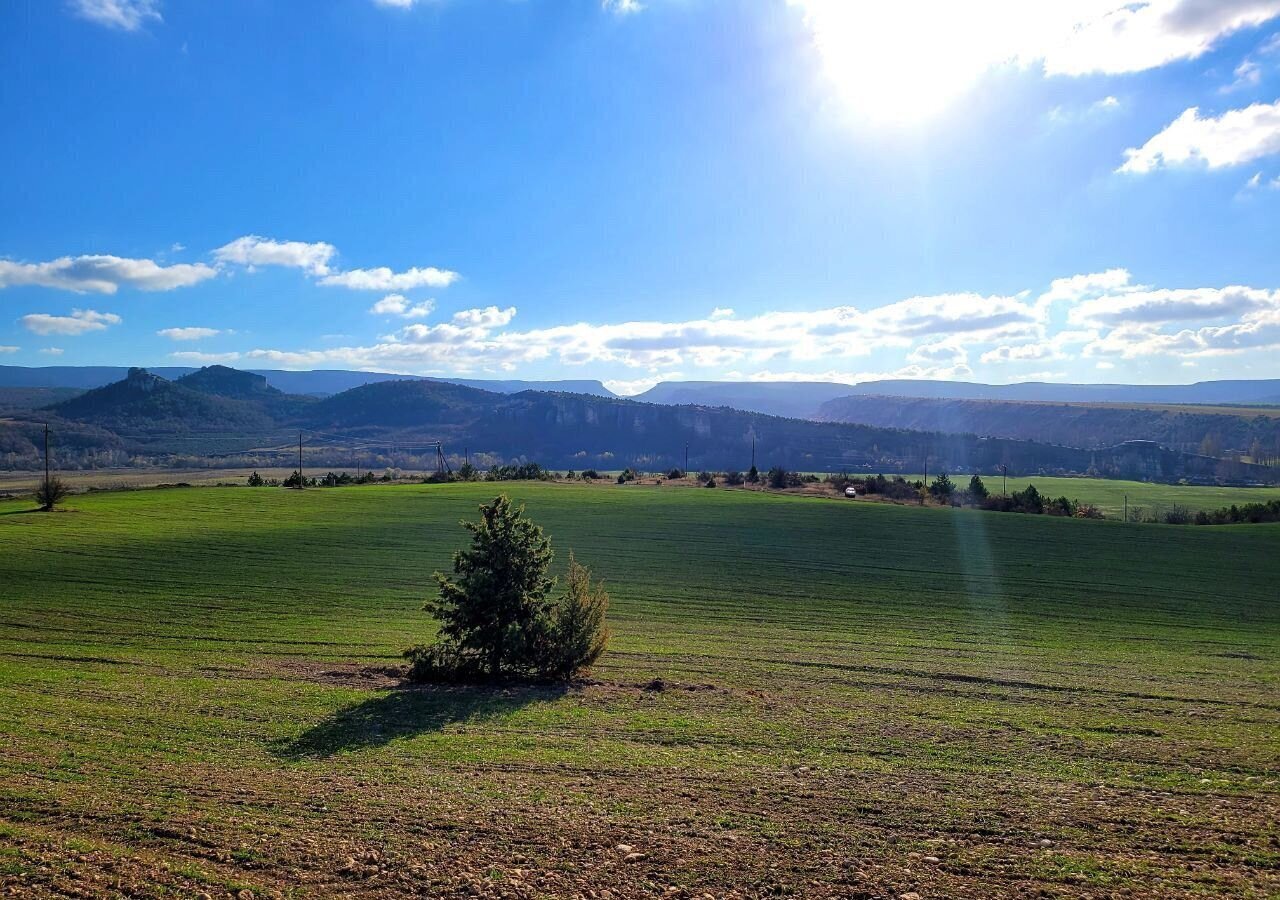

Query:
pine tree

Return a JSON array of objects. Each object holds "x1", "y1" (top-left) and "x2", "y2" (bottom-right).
[
  {"x1": 968, "y1": 473, "x2": 989, "y2": 501},
  {"x1": 428, "y1": 495, "x2": 556, "y2": 679}
]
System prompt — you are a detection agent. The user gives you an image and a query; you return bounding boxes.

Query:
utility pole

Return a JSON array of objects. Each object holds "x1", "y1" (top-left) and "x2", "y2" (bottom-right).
[
  {"x1": 43, "y1": 423, "x2": 50, "y2": 502},
  {"x1": 684, "y1": 442, "x2": 688, "y2": 476},
  {"x1": 751, "y1": 437, "x2": 756, "y2": 471},
  {"x1": 297, "y1": 431, "x2": 303, "y2": 489},
  {"x1": 1124, "y1": 494, "x2": 1128, "y2": 523},
  {"x1": 1000, "y1": 464, "x2": 1008, "y2": 496}
]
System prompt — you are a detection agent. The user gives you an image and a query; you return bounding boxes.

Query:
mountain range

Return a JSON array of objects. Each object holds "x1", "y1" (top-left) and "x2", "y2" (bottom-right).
[
  {"x1": 0, "y1": 365, "x2": 615, "y2": 398},
  {"x1": 2, "y1": 365, "x2": 1274, "y2": 485},
  {"x1": 635, "y1": 378, "x2": 1280, "y2": 419}
]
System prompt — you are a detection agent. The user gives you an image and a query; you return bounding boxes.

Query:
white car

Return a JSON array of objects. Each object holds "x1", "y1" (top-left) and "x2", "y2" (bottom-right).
[{"x1": 844, "y1": 486, "x2": 858, "y2": 498}]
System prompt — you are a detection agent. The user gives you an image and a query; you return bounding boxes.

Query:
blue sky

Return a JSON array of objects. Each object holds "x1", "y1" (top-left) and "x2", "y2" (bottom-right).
[{"x1": 2, "y1": 0, "x2": 1280, "y2": 393}]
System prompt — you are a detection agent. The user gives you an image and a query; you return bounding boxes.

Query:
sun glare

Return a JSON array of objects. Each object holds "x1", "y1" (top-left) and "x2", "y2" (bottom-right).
[{"x1": 789, "y1": 1, "x2": 1106, "y2": 124}]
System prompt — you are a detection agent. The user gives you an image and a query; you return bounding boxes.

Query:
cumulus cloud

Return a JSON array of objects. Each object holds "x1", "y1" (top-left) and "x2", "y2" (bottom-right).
[
  {"x1": 1070, "y1": 285, "x2": 1277, "y2": 326},
  {"x1": 0, "y1": 346, "x2": 19, "y2": 354},
  {"x1": 213, "y1": 236, "x2": 336, "y2": 276},
  {"x1": 451, "y1": 306, "x2": 517, "y2": 328},
  {"x1": 230, "y1": 267, "x2": 1280, "y2": 379},
  {"x1": 157, "y1": 327, "x2": 221, "y2": 341},
  {"x1": 1119, "y1": 100, "x2": 1280, "y2": 173},
  {"x1": 40, "y1": 347, "x2": 65, "y2": 356},
  {"x1": 0, "y1": 255, "x2": 216, "y2": 294},
  {"x1": 369, "y1": 294, "x2": 435, "y2": 318},
  {"x1": 241, "y1": 290, "x2": 1035, "y2": 378},
  {"x1": 70, "y1": 0, "x2": 161, "y2": 31},
  {"x1": 980, "y1": 342, "x2": 1063, "y2": 364},
  {"x1": 908, "y1": 340, "x2": 969, "y2": 366},
  {"x1": 21, "y1": 309, "x2": 122, "y2": 336},
  {"x1": 318, "y1": 266, "x2": 459, "y2": 291}
]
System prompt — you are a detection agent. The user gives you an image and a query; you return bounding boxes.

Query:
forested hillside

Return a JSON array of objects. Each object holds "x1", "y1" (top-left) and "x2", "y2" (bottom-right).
[
  {"x1": 818, "y1": 394, "x2": 1280, "y2": 462},
  {"x1": 2, "y1": 366, "x2": 1273, "y2": 484}
]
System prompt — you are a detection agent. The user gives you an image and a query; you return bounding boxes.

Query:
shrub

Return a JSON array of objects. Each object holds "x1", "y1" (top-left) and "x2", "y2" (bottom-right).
[
  {"x1": 35, "y1": 476, "x2": 70, "y2": 511},
  {"x1": 704, "y1": 476, "x2": 717, "y2": 488},
  {"x1": 1012, "y1": 484, "x2": 1044, "y2": 514},
  {"x1": 534, "y1": 553, "x2": 609, "y2": 681},
  {"x1": 457, "y1": 462, "x2": 479, "y2": 482},
  {"x1": 767, "y1": 466, "x2": 788, "y2": 489},
  {"x1": 667, "y1": 468, "x2": 684, "y2": 480},
  {"x1": 1075, "y1": 503, "x2": 1104, "y2": 519},
  {"x1": 968, "y1": 474, "x2": 989, "y2": 502},
  {"x1": 1163, "y1": 505, "x2": 1193, "y2": 525},
  {"x1": 1046, "y1": 496, "x2": 1076, "y2": 517},
  {"x1": 486, "y1": 463, "x2": 553, "y2": 482},
  {"x1": 928, "y1": 473, "x2": 954, "y2": 502},
  {"x1": 723, "y1": 470, "x2": 744, "y2": 486},
  {"x1": 406, "y1": 495, "x2": 608, "y2": 683},
  {"x1": 616, "y1": 467, "x2": 638, "y2": 484},
  {"x1": 246, "y1": 471, "x2": 265, "y2": 487},
  {"x1": 746, "y1": 465, "x2": 759, "y2": 484},
  {"x1": 581, "y1": 469, "x2": 600, "y2": 480}
]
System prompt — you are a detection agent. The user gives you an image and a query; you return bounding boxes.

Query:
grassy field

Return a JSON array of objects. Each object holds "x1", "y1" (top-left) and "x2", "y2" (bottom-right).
[
  {"x1": 897, "y1": 473, "x2": 1280, "y2": 519},
  {"x1": 1, "y1": 482, "x2": 1277, "y2": 898}
]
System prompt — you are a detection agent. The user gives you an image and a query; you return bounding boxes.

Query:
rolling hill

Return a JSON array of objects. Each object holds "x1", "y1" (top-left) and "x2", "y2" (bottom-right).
[
  {"x1": 3, "y1": 366, "x2": 1273, "y2": 483},
  {"x1": 0, "y1": 365, "x2": 616, "y2": 398},
  {"x1": 633, "y1": 378, "x2": 1280, "y2": 419},
  {"x1": 818, "y1": 394, "x2": 1280, "y2": 459}
]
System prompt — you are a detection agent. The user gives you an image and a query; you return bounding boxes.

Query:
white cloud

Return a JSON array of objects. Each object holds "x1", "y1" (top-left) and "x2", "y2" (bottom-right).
[
  {"x1": 170, "y1": 351, "x2": 242, "y2": 364},
  {"x1": 40, "y1": 347, "x2": 65, "y2": 356},
  {"x1": 318, "y1": 265, "x2": 460, "y2": 291},
  {"x1": 908, "y1": 339, "x2": 969, "y2": 366},
  {"x1": 1070, "y1": 285, "x2": 1277, "y2": 326},
  {"x1": 980, "y1": 342, "x2": 1065, "y2": 364},
  {"x1": 0, "y1": 255, "x2": 216, "y2": 294},
  {"x1": 0, "y1": 346, "x2": 19, "y2": 354},
  {"x1": 789, "y1": 1, "x2": 1280, "y2": 122},
  {"x1": 70, "y1": 0, "x2": 161, "y2": 31},
  {"x1": 369, "y1": 294, "x2": 435, "y2": 318},
  {"x1": 605, "y1": 374, "x2": 678, "y2": 396},
  {"x1": 1119, "y1": 100, "x2": 1280, "y2": 173},
  {"x1": 1224, "y1": 58, "x2": 1264, "y2": 92},
  {"x1": 603, "y1": 0, "x2": 644, "y2": 14},
  {"x1": 157, "y1": 327, "x2": 221, "y2": 341},
  {"x1": 372, "y1": 0, "x2": 416, "y2": 7},
  {"x1": 451, "y1": 306, "x2": 517, "y2": 328},
  {"x1": 1037, "y1": 268, "x2": 1136, "y2": 309},
  {"x1": 710, "y1": 307, "x2": 735, "y2": 319},
  {"x1": 21, "y1": 309, "x2": 122, "y2": 336},
  {"x1": 230, "y1": 269, "x2": 1280, "y2": 380},
  {"x1": 213, "y1": 235, "x2": 336, "y2": 276}
]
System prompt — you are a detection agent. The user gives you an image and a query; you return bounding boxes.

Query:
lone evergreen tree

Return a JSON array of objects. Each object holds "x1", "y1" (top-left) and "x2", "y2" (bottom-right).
[
  {"x1": 407, "y1": 495, "x2": 609, "y2": 682},
  {"x1": 968, "y1": 474, "x2": 989, "y2": 501}
]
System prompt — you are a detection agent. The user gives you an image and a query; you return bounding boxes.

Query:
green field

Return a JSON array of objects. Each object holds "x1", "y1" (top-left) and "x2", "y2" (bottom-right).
[
  {"x1": 899, "y1": 473, "x2": 1280, "y2": 519},
  {"x1": 1, "y1": 483, "x2": 1278, "y2": 898}
]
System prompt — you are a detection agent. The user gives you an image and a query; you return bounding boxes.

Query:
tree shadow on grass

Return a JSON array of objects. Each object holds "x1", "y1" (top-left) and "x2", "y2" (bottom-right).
[{"x1": 276, "y1": 682, "x2": 569, "y2": 759}]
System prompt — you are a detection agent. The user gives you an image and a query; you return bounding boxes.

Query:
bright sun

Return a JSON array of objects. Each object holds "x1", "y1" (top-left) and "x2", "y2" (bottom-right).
[{"x1": 788, "y1": 1, "x2": 1121, "y2": 125}]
